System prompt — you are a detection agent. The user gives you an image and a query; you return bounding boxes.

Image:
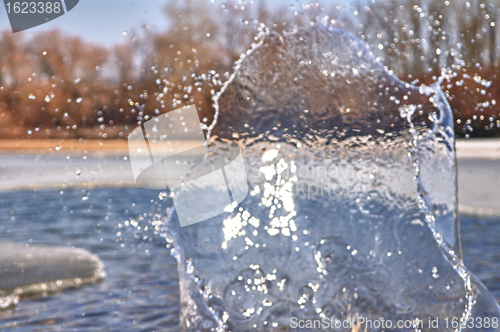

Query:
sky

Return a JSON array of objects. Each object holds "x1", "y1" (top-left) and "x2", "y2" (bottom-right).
[
  {"x1": 0, "y1": 0, "x2": 316, "y2": 46},
  {"x1": 0, "y1": 0, "x2": 172, "y2": 45}
]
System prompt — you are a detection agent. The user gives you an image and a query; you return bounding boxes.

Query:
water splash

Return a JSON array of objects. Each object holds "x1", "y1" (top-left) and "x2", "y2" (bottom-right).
[
  {"x1": 401, "y1": 83, "x2": 476, "y2": 330},
  {"x1": 162, "y1": 22, "x2": 500, "y2": 332}
]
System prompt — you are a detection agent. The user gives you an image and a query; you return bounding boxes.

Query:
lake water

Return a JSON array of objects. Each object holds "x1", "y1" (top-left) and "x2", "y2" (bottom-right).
[
  {"x1": 0, "y1": 188, "x2": 178, "y2": 331},
  {"x1": 0, "y1": 187, "x2": 498, "y2": 331}
]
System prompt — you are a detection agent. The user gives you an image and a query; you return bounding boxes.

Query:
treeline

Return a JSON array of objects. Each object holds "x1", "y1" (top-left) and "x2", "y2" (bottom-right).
[
  {"x1": 0, "y1": 0, "x2": 499, "y2": 138},
  {"x1": 352, "y1": 0, "x2": 500, "y2": 136}
]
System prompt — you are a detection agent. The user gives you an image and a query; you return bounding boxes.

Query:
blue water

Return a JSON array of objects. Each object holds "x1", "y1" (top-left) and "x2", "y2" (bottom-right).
[
  {"x1": 0, "y1": 188, "x2": 498, "y2": 331},
  {"x1": 0, "y1": 188, "x2": 179, "y2": 332}
]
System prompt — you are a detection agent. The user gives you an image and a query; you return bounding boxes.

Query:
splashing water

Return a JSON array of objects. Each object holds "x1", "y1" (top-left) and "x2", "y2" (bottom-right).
[{"x1": 159, "y1": 24, "x2": 500, "y2": 332}]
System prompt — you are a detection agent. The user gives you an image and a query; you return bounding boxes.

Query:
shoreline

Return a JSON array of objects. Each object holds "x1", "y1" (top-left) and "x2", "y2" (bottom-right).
[
  {"x1": 0, "y1": 139, "x2": 129, "y2": 154},
  {"x1": 0, "y1": 138, "x2": 498, "y2": 157},
  {"x1": 0, "y1": 138, "x2": 498, "y2": 217},
  {"x1": 0, "y1": 138, "x2": 204, "y2": 155}
]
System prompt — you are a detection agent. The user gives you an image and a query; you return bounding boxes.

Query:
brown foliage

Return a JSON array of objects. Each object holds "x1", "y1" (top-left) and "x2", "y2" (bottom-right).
[{"x1": 0, "y1": 0, "x2": 499, "y2": 139}]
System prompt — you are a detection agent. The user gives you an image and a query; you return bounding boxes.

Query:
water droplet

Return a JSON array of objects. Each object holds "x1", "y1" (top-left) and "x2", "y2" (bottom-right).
[{"x1": 432, "y1": 266, "x2": 440, "y2": 279}]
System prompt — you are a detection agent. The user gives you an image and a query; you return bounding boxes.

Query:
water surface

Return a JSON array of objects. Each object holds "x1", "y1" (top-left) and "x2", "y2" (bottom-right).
[{"x1": 0, "y1": 188, "x2": 498, "y2": 331}]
